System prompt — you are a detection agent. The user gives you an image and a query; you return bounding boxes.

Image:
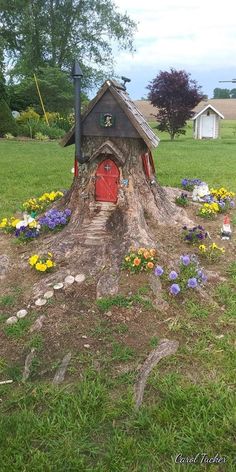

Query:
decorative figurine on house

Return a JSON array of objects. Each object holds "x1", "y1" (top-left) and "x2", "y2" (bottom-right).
[{"x1": 221, "y1": 215, "x2": 232, "y2": 240}]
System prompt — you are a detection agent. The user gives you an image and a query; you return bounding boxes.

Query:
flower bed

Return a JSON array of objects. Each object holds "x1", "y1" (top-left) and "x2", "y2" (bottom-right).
[
  {"x1": 29, "y1": 252, "x2": 55, "y2": 272},
  {"x1": 122, "y1": 247, "x2": 157, "y2": 273},
  {"x1": 39, "y1": 209, "x2": 71, "y2": 231},
  {"x1": 198, "y1": 243, "x2": 225, "y2": 263},
  {"x1": 154, "y1": 255, "x2": 207, "y2": 296},
  {"x1": 181, "y1": 178, "x2": 202, "y2": 191},
  {"x1": 23, "y1": 190, "x2": 64, "y2": 214},
  {"x1": 182, "y1": 225, "x2": 208, "y2": 245}
]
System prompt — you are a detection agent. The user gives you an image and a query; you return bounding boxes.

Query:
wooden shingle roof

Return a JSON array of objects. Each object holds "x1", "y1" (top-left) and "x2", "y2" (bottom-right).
[{"x1": 61, "y1": 80, "x2": 159, "y2": 149}]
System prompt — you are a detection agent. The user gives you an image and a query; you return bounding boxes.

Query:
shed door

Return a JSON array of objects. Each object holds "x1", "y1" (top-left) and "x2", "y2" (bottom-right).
[
  {"x1": 201, "y1": 115, "x2": 214, "y2": 138},
  {"x1": 95, "y1": 158, "x2": 119, "y2": 203}
]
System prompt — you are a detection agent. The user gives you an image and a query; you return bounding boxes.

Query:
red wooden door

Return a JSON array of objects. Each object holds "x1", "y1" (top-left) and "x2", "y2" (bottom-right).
[{"x1": 95, "y1": 158, "x2": 119, "y2": 203}]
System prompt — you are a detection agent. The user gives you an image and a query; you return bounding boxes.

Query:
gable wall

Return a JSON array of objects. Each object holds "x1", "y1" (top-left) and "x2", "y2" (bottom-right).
[{"x1": 82, "y1": 90, "x2": 140, "y2": 139}]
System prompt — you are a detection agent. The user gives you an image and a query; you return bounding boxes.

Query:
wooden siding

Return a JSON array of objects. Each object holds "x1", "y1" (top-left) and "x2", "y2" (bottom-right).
[{"x1": 82, "y1": 90, "x2": 140, "y2": 139}]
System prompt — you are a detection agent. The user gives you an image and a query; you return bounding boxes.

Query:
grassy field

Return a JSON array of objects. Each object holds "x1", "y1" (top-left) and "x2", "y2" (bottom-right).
[
  {"x1": 0, "y1": 126, "x2": 236, "y2": 471},
  {"x1": 152, "y1": 120, "x2": 236, "y2": 189},
  {"x1": 0, "y1": 140, "x2": 74, "y2": 217}
]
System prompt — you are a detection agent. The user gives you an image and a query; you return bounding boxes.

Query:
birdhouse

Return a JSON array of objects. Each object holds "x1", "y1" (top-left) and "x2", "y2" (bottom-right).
[
  {"x1": 192, "y1": 104, "x2": 224, "y2": 139},
  {"x1": 62, "y1": 79, "x2": 159, "y2": 205}
]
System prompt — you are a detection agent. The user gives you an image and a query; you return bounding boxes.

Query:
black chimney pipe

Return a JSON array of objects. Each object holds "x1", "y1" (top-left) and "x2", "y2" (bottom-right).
[{"x1": 72, "y1": 60, "x2": 84, "y2": 164}]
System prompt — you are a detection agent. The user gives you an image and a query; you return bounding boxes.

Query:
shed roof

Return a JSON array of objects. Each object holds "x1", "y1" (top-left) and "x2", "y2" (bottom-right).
[
  {"x1": 61, "y1": 80, "x2": 159, "y2": 149},
  {"x1": 192, "y1": 104, "x2": 224, "y2": 121}
]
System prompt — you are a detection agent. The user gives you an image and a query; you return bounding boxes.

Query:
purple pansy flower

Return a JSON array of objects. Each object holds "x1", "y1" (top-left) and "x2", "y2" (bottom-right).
[
  {"x1": 154, "y1": 266, "x2": 164, "y2": 276},
  {"x1": 169, "y1": 270, "x2": 178, "y2": 280},
  {"x1": 170, "y1": 284, "x2": 181, "y2": 295},
  {"x1": 181, "y1": 255, "x2": 191, "y2": 266},
  {"x1": 187, "y1": 277, "x2": 198, "y2": 288}
]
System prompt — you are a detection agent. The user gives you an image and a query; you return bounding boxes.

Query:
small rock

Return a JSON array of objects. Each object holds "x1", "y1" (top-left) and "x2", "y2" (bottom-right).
[
  {"x1": 215, "y1": 334, "x2": 224, "y2": 339},
  {"x1": 35, "y1": 298, "x2": 47, "y2": 307},
  {"x1": 44, "y1": 290, "x2": 54, "y2": 299},
  {"x1": 64, "y1": 275, "x2": 75, "y2": 285},
  {"x1": 126, "y1": 317, "x2": 130, "y2": 321},
  {"x1": 16, "y1": 309, "x2": 28, "y2": 319},
  {"x1": 81, "y1": 335, "x2": 88, "y2": 339},
  {"x1": 6, "y1": 316, "x2": 18, "y2": 325},
  {"x1": 53, "y1": 283, "x2": 64, "y2": 290},
  {"x1": 84, "y1": 344, "x2": 90, "y2": 348},
  {"x1": 106, "y1": 311, "x2": 112, "y2": 317},
  {"x1": 75, "y1": 274, "x2": 85, "y2": 283}
]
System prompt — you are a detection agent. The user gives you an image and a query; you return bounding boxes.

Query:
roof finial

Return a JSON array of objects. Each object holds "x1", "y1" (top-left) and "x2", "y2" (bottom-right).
[{"x1": 121, "y1": 76, "x2": 131, "y2": 90}]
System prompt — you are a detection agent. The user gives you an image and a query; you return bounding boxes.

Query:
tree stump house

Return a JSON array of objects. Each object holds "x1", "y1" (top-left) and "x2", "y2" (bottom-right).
[{"x1": 62, "y1": 79, "x2": 159, "y2": 205}]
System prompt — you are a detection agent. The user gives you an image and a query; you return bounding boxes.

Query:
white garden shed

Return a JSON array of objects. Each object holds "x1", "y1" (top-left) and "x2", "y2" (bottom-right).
[{"x1": 192, "y1": 104, "x2": 224, "y2": 139}]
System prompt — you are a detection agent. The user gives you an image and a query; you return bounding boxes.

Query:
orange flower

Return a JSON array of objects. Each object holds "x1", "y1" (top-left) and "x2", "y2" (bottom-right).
[
  {"x1": 147, "y1": 262, "x2": 154, "y2": 269},
  {"x1": 150, "y1": 249, "x2": 156, "y2": 256},
  {"x1": 133, "y1": 257, "x2": 141, "y2": 266},
  {"x1": 143, "y1": 251, "x2": 150, "y2": 259}
]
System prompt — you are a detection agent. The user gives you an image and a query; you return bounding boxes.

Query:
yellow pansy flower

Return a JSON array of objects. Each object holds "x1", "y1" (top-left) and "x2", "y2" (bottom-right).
[
  {"x1": 199, "y1": 244, "x2": 206, "y2": 252},
  {"x1": 29, "y1": 254, "x2": 39, "y2": 266},
  {"x1": 35, "y1": 262, "x2": 47, "y2": 272},
  {"x1": 46, "y1": 259, "x2": 54, "y2": 268}
]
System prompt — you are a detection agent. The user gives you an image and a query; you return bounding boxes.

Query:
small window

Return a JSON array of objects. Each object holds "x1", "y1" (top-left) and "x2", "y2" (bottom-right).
[{"x1": 207, "y1": 110, "x2": 210, "y2": 116}]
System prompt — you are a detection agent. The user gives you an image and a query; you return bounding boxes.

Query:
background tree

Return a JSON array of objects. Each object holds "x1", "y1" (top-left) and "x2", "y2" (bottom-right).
[
  {"x1": 0, "y1": 0, "x2": 136, "y2": 88},
  {"x1": 213, "y1": 88, "x2": 231, "y2": 98},
  {"x1": 7, "y1": 66, "x2": 89, "y2": 114},
  {"x1": 0, "y1": 99, "x2": 17, "y2": 136},
  {"x1": 230, "y1": 89, "x2": 236, "y2": 98},
  {"x1": 147, "y1": 69, "x2": 204, "y2": 140}
]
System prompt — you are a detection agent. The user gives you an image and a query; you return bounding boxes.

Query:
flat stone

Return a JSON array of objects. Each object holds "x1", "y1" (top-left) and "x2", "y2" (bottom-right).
[
  {"x1": 75, "y1": 274, "x2": 86, "y2": 283},
  {"x1": 81, "y1": 335, "x2": 88, "y2": 339},
  {"x1": 64, "y1": 275, "x2": 75, "y2": 285},
  {"x1": 0, "y1": 254, "x2": 10, "y2": 280},
  {"x1": 35, "y1": 298, "x2": 47, "y2": 307},
  {"x1": 22, "y1": 348, "x2": 36, "y2": 382},
  {"x1": 84, "y1": 344, "x2": 90, "y2": 348},
  {"x1": 44, "y1": 290, "x2": 54, "y2": 299},
  {"x1": 52, "y1": 352, "x2": 72, "y2": 385},
  {"x1": 6, "y1": 316, "x2": 18, "y2": 325},
  {"x1": 106, "y1": 311, "x2": 112, "y2": 317},
  {"x1": 30, "y1": 315, "x2": 46, "y2": 333},
  {"x1": 53, "y1": 283, "x2": 64, "y2": 290},
  {"x1": 16, "y1": 309, "x2": 28, "y2": 319}
]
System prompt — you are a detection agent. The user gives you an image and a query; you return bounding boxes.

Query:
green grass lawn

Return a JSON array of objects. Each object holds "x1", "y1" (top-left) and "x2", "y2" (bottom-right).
[
  {"x1": 0, "y1": 140, "x2": 74, "y2": 217},
  {"x1": 0, "y1": 128, "x2": 236, "y2": 471},
  {"x1": 151, "y1": 120, "x2": 236, "y2": 189}
]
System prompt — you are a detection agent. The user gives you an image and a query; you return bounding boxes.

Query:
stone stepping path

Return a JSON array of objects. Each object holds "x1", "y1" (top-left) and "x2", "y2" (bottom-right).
[
  {"x1": 78, "y1": 202, "x2": 116, "y2": 246},
  {"x1": 5, "y1": 273, "x2": 86, "y2": 325}
]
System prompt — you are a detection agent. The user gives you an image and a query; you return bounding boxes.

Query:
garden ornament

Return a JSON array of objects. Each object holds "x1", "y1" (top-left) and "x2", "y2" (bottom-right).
[
  {"x1": 221, "y1": 215, "x2": 232, "y2": 240},
  {"x1": 192, "y1": 182, "x2": 210, "y2": 202}
]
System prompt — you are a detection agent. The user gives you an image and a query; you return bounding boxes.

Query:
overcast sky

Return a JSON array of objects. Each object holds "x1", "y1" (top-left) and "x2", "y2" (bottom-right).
[{"x1": 114, "y1": 0, "x2": 236, "y2": 99}]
